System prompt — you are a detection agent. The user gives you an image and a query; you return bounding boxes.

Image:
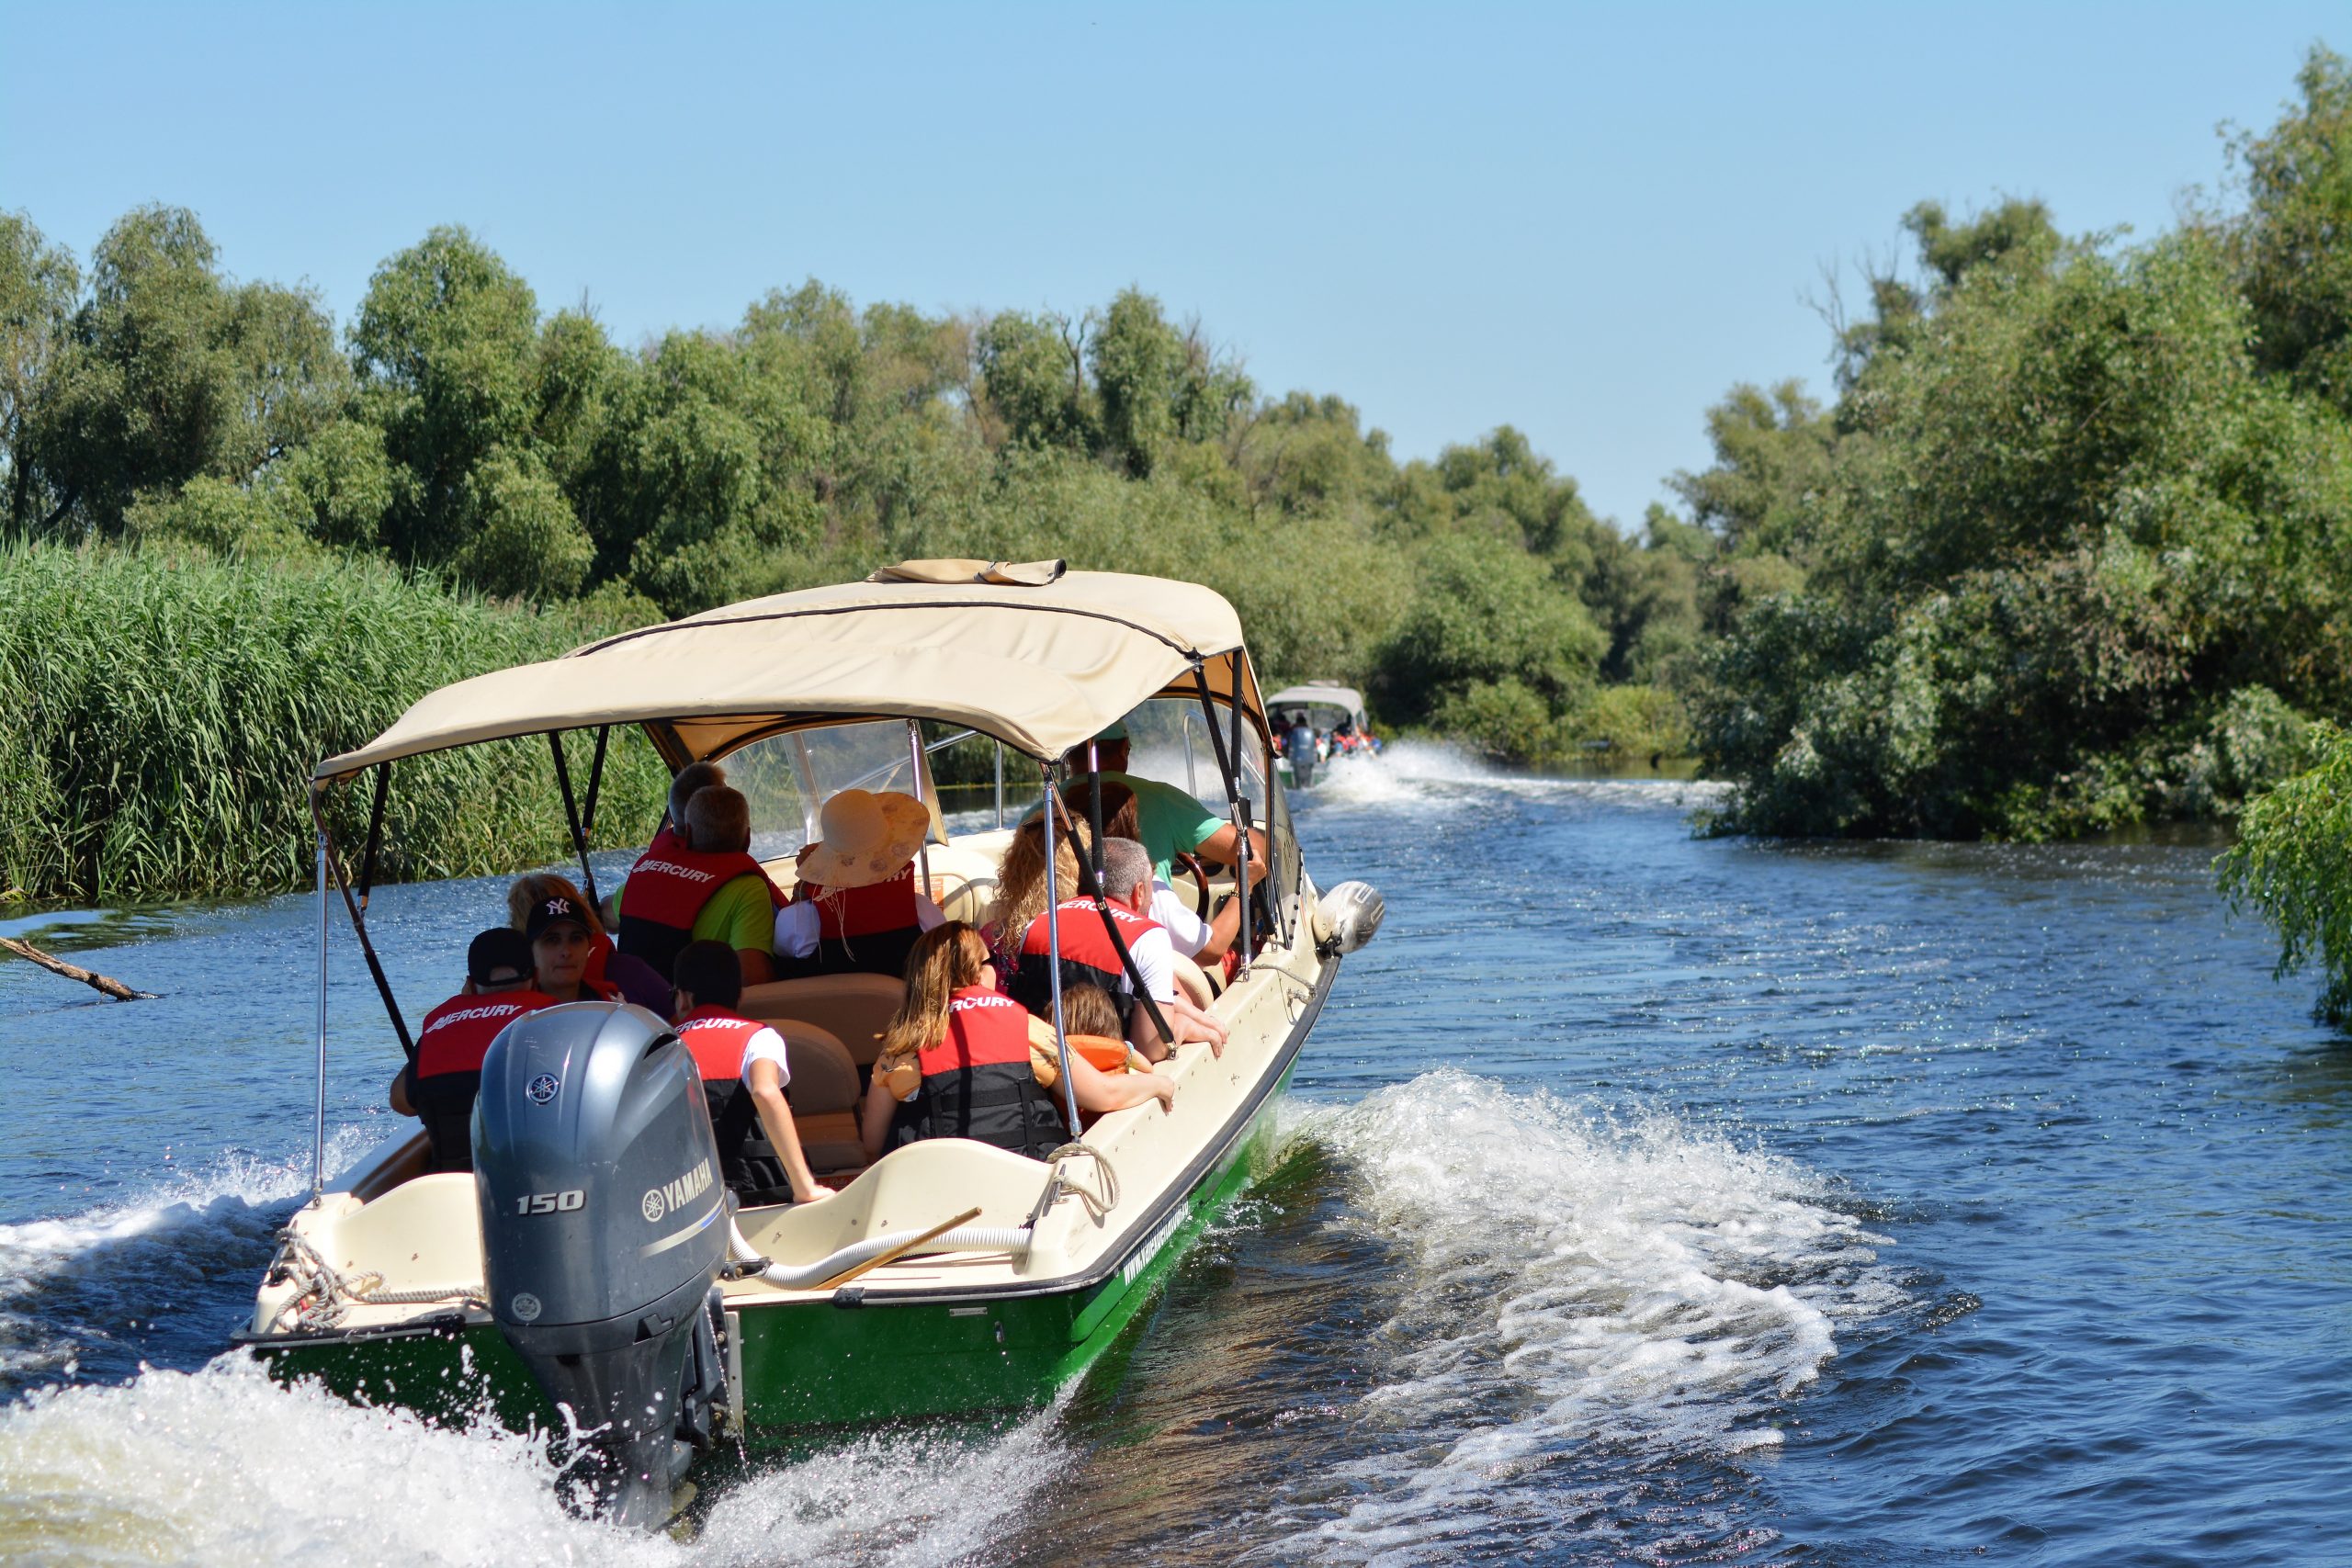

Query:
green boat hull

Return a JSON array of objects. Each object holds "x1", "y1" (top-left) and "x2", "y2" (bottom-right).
[{"x1": 251, "y1": 1060, "x2": 1292, "y2": 1442}]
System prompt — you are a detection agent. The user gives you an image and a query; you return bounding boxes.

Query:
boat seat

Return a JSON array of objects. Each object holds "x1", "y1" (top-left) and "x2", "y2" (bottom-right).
[
  {"x1": 741, "y1": 973, "x2": 906, "y2": 1066},
  {"x1": 775, "y1": 1021, "x2": 865, "y2": 1175},
  {"x1": 1171, "y1": 953, "x2": 1217, "y2": 1007}
]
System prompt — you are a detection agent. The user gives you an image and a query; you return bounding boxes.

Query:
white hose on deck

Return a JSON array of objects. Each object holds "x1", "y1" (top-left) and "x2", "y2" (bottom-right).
[{"x1": 754, "y1": 1226, "x2": 1035, "y2": 1291}]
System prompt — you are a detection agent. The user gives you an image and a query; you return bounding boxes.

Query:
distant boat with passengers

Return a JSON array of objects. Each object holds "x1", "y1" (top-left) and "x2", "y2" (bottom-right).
[
  {"x1": 1267, "y1": 681, "x2": 1381, "y2": 788},
  {"x1": 232, "y1": 559, "x2": 1384, "y2": 1526}
]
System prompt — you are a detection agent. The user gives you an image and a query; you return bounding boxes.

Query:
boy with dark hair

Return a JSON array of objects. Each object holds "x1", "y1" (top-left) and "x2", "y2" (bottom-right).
[{"x1": 668, "y1": 940, "x2": 830, "y2": 1207}]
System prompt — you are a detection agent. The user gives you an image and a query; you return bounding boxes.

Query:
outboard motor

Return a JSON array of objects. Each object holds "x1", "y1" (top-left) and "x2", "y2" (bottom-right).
[
  {"x1": 1314, "y1": 880, "x2": 1385, "y2": 956},
  {"x1": 474, "y1": 1003, "x2": 729, "y2": 1527}
]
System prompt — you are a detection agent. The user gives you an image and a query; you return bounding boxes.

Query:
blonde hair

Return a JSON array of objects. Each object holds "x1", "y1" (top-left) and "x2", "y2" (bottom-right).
[
  {"x1": 880, "y1": 922, "x2": 989, "y2": 1064},
  {"x1": 506, "y1": 873, "x2": 607, "y2": 936},
  {"x1": 990, "y1": 808, "x2": 1091, "y2": 940}
]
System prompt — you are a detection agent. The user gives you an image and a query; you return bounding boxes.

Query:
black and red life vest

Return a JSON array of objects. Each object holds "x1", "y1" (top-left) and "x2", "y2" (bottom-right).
[
  {"x1": 1010, "y1": 897, "x2": 1164, "y2": 1029},
  {"x1": 891, "y1": 986, "x2": 1065, "y2": 1158},
  {"x1": 791, "y1": 863, "x2": 924, "y2": 979},
  {"x1": 410, "y1": 989, "x2": 558, "y2": 1173},
  {"x1": 673, "y1": 1004, "x2": 797, "y2": 1205},
  {"x1": 616, "y1": 831, "x2": 785, "y2": 981}
]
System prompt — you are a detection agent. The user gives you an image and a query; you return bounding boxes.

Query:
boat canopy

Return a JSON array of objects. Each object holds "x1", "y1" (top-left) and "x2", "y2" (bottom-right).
[
  {"x1": 1265, "y1": 682, "x2": 1367, "y2": 725},
  {"x1": 314, "y1": 562, "x2": 1262, "y2": 781}
]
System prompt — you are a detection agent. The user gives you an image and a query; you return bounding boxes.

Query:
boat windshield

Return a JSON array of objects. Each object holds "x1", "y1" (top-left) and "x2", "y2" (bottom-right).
[
  {"x1": 715, "y1": 718, "x2": 961, "y2": 851},
  {"x1": 1118, "y1": 696, "x2": 1272, "y2": 819}
]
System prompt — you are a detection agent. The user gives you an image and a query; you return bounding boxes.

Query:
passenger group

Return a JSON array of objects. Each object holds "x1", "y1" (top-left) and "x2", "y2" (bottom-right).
[{"x1": 394, "y1": 720, "x2": 1261, "y2": 1212}]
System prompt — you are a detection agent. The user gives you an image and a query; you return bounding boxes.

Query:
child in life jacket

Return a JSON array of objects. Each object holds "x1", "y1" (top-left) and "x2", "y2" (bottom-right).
[{"x1": 859, "y1": 923, "x2": 1176, "y2": 1162}]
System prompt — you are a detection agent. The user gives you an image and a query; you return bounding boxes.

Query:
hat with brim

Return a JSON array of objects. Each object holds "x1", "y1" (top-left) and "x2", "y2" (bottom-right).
[
  {"x1": 525, "y1": 894, "x2": 594, "y2": 942},
  {"x1": 797, "y1": 789, "x2": 932, "y2": 889}
]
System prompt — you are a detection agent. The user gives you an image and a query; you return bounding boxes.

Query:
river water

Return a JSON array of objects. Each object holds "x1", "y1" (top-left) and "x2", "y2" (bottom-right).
[{"x1": 1, "y1": 746, "x2": 2345, "y2": 1565}]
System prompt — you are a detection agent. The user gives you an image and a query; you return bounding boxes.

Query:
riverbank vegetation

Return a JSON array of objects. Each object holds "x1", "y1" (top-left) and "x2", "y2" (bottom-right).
[
  {"x1": 5, "y1": 44, "x2": 2352, "y2": 927},
  {"x1": 0, "y1": 544, "x2": 664, "y2": 902}
]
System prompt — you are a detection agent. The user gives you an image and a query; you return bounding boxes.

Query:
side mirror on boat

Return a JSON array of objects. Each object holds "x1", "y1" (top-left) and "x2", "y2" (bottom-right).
[{"x1": 1315, "y1": 880, "x2": 1385, "y2": 956}]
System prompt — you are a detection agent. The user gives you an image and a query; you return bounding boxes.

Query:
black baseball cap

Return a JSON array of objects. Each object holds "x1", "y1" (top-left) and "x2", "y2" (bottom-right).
[
  {"x1": 525, "y1": 894, "x2": 594, "y2": 942},
  {"x1": 467, "y1": 927, "x2": 534, "y2": 985}
]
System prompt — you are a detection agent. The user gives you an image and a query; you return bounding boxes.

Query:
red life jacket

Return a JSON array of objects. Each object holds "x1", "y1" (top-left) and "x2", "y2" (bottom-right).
[
  {"x1": 673, "y1": 1005, "x2": 797, "y2": 1203},
  {"x1": 892, "y1": 986, "x2": 1064, "y2": 1158},
  {"x1": 793, "y1": 863, "x2": 923, "y2": 979},
  {"x1": 1010, "y1": 897, "x2": 1164, "y2": 1028},
  {"x1": 411, "y1": 989, "x2": 558, "y2": 1174},
  {"x1": 616, "y1": 840, "x2": 785, "y2": 980}
]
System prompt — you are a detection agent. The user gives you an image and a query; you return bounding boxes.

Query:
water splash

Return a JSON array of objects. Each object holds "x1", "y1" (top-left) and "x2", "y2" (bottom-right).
[
  {"x1": 0, "y1": 1124, "x2": 383, "y2": 1383},
  {"x1": 0, "y1": 1358, "x2": 651, "y2": 1568},
  {"x1": 1270, "y1": 1071, "x2": 1901, "y2": 1562},
  {"x1": 1306, "y1": 742, "x2": 1729, "y2": 816}
]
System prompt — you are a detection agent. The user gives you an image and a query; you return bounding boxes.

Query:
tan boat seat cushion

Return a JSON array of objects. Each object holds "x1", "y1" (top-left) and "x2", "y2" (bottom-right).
[
  {"x1": 741, "y1": 973, "x2": 906, "y2": 1066},
  {"x1": 793, "y1": 1111, "x2": 865, "y2": 1179},
  {"x1": 1171, "y1": 953, "x2": 1216, "y2": 1008},
  {"x1": 776, "y1": 1022, "x2": 859, "y2": 1116}
]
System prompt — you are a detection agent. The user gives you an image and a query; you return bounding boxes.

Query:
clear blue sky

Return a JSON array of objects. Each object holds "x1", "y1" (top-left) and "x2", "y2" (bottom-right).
[{"x1": 3, "y1": 3, "x2": 2340, "y2": 529}]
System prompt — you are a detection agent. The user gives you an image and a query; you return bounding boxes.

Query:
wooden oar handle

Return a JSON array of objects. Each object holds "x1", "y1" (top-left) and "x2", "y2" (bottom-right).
[{"x1": 817, "y1": 1205, "x2": 985, "y2": 1292}]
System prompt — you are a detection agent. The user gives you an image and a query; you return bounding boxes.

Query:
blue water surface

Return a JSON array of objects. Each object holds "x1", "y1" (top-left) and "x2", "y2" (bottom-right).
[{"x1": 1, "y1": 755, "x2": 2345, "y2": 1566}]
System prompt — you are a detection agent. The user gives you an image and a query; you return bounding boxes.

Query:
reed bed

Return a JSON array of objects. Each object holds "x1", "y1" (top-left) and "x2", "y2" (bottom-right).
[{"x1": 0, "y1": 543, "x2": 667, "y2": 905}]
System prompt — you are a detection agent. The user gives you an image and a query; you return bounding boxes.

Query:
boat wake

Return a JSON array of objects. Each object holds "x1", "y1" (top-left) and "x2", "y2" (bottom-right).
[
  {"x1": 0, "y1": 1350, "x2": 1070, "y2": 1568},
  {"x1": 1265, "y1": 1070, "x2": 1903, "y2": 1562},
  {"x1": 1305, "y1": 741, "x2": 1729, "y2": 817},
  {"x1": 0, "y1": 1125, "x2": 382, "y2": 1385}
]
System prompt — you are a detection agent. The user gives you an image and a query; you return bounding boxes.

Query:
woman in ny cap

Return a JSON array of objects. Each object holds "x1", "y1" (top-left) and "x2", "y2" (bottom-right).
[
  {"x1": 526, "y1": 892, "x2": 623, "y2": 1004},
  {"x1": 775, "y1": 788, "x2": 945, "y2": 979}
]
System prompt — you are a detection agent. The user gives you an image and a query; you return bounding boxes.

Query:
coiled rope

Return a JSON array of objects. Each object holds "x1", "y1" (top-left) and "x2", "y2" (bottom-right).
[{"x1": 266, "y1": 1229, "x2": 483, "y2": 1332}]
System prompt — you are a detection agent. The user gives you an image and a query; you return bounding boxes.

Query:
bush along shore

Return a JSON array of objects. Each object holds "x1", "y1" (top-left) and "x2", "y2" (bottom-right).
[
  {"x1": 0, "y1": 543, "x2": 666, "y2": 904},
  {"x1": 7, "y1": 44, "x2": 2352, "y2": 1028}
]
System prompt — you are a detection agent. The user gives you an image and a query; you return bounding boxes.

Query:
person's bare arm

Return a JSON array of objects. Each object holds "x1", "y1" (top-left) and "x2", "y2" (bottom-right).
[
  {"x1": 736, "y1": 948, "x2": 775, "y2": 987},
  {"x1": 389, "y1": 1066, "x2": 416, "y2": 1117},
  {"x1": 858, "y1": 1077, "x2": 900, "y2": 1161},
  {"x1": 747, "y1": 1057, "x2": 830, "y2": 1202},
  {"x1": 1069, "y1": 1052, "x2": 1175, "y2": 1114},
  {"x1": 1193, "y1": 823, "x2": 1268, "y2": 883}
]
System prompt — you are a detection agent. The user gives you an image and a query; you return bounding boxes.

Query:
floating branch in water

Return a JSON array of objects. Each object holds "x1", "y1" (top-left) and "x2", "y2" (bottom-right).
[{"x1": 0, "y1": 937, "x2": 155, "y2": 1000}]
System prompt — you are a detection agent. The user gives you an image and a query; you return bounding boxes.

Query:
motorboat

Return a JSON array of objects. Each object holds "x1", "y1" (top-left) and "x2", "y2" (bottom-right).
[
  {"x1": 231, "y1": 559, "x2": 1383, "y2": 1524},
  {"x1": 1266, "y1": 682, "x2": 1379, "y2": 787}
]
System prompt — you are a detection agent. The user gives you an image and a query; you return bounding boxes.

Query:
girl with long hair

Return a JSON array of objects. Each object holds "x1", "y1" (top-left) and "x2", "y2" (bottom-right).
[{"x1": 861, "y1": 921, "x2": 1176, "y2": 1160}]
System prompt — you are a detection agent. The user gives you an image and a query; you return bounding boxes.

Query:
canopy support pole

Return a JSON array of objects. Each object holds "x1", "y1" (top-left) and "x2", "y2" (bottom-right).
[
  {"x1": 312, "y1": 823, "x2": 329, "y2": 1199},
  {"x1": 1061, "y1": 753, "x2": 1180, "y2": 1054},
  {"x1": 548, "y1": 731, "x2": 600, "y2": 911},
  {"x1": 907, "y1": 720, "x2": 933, "y2": 899},
  {"x1": 311, "y1": 779, "x2": 413, "y2": 1062},
  {"x1": 582, "y1": 726, "x2": 610, "y2": 851},
  {"x1": 1038, "y1": 762, "x2": 1082, "y2": 1134},
  {"x1": 994, "y1": 741, "x2": 1005, "y2": 830},
  {"x1": 1193, "y1": 666, "x2": 1259, "y2": 970}
]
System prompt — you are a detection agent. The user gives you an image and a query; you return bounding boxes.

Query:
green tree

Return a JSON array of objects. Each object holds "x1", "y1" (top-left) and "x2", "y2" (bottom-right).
[
  {"x1": 2235, "y1": 46, "x2": 2352, "y2": 412},
  {"x1": 353, "y1": 226, "x2": 540, "y2": 567},
  {"x1": 0, "y1": 212, "x2": 79, "y2": 536}
]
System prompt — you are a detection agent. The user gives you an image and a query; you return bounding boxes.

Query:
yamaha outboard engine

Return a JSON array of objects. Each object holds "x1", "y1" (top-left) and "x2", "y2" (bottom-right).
[{"x1": 474, "y1": 1003, "x2": 729, "y2": 1527}]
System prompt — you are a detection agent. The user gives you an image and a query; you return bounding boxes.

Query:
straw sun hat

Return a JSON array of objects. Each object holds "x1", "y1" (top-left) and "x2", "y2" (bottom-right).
[{"x1": 798, "y1": 789, "x2": 931, "y2": 888}]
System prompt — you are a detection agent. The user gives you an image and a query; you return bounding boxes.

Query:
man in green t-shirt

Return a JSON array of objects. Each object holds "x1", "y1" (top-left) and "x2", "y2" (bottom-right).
[
  {"x1": 1059, "y1": 722, "x2": 1265, "y2": 882},
  {"x1": 613, "y1": 786, "x2": 777, "y2": 986}
]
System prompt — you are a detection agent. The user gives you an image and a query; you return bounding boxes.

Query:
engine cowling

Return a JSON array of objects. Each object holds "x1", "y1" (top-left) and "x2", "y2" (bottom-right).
[
  {"x1": 1315, "y1": 880, "x2": 1385, "y2": 956},
  {"x1": 473, "y1": 1002, "x2": 729, "y2": 1526}
]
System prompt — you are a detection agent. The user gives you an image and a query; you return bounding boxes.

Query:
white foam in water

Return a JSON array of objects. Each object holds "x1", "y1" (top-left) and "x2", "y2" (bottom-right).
[
  {"x1": 1306, "y1": 740, "x2": 1731, "y2": 816},
  {"x1": 693, "y1": 1403, "x2": 1070, "y2": 1568},
  {"x1": 0, "y1": 1125, "x2": 386, "y2": 1378},
  {"x1": 0, "y1": 1358, "x2": 1069, "y2": 1568},
  {"x1": 1281, "y1": 1070, "x2": 1900, "y2": 1561},
  {"x1": 0, "y1": 1357, "x2": 654, "y2": 1568}
]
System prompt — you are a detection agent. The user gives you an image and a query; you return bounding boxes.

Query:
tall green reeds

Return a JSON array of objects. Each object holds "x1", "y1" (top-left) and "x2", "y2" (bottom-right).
[{"x1": 0, "y1": 542, "x2": 667, "y2": 904}]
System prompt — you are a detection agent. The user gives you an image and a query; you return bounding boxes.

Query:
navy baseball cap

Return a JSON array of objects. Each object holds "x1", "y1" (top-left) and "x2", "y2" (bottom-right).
[
  {"x1": 524, "y1": 894, "x2": 593, "y2": 942},
  {"x1": 467, "y1": 927, "x2": 534, "y2": 985}
]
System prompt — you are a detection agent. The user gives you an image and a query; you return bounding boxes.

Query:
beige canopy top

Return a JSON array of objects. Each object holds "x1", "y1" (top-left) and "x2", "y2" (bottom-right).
[{"x1": 314, "y1": 561, "x2": 1262, "y2": 781}]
